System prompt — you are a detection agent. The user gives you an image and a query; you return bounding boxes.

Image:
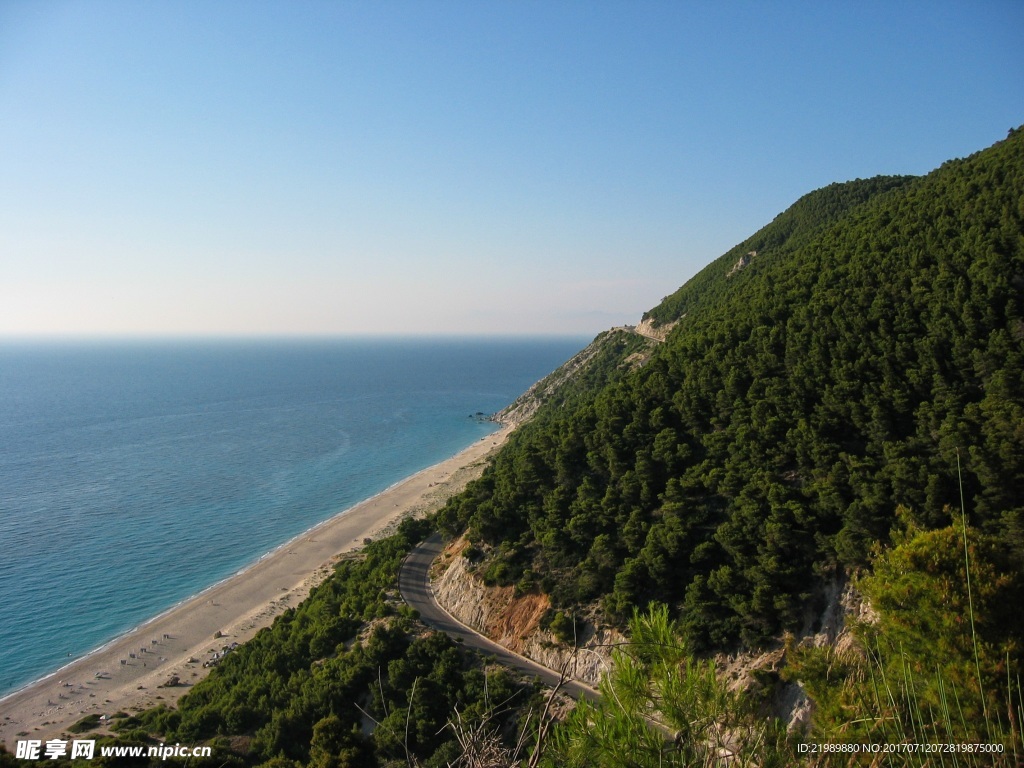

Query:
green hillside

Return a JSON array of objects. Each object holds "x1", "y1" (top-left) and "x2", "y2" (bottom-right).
[
  {"x1": 644, "y1": 173, "x2": 916, "y2": 330},
  {"x1": 22, "y1": 128, "x2": 1021, "y2": 768},
  {"x1": 439, "y1": 128, "x2": 1024, "y2": 650}
]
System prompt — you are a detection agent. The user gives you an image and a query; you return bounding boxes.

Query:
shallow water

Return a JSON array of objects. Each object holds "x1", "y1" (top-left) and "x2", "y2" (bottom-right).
[{"x1": 0, "y1": 336, "x2": 584, "y2": 696}]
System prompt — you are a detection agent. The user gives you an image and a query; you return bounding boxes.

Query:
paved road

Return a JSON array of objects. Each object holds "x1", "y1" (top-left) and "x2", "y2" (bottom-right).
[{"x1": 399, "y1": 533, "x2": 599, "y2": 703}]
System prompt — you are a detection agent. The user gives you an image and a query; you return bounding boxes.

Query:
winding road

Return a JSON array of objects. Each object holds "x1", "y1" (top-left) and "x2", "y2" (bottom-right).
[{"x1": 398, "y1": 533, "x2": 599, "y2": 703}]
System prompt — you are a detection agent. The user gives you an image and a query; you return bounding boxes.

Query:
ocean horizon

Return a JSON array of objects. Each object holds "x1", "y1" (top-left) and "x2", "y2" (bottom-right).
[{"x1": 0, "y1": 336, "x2": 586, "y2": 697}]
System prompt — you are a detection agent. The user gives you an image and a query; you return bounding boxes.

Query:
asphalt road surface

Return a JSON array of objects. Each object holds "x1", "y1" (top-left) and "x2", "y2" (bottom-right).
[{"x1": 398, "y1": 533, "x2": 599, "y2": 703}]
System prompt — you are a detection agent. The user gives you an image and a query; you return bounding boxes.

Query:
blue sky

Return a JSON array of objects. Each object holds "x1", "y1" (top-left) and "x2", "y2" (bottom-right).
[{"x1": 1, "y1": 1, "x2": 1021, "y2": 337}]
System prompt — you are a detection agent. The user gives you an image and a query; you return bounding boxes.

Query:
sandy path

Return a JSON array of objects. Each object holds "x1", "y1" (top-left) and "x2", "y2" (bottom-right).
[{"x1": 0, "y1": 425, "x2": 512, "y2": 747}]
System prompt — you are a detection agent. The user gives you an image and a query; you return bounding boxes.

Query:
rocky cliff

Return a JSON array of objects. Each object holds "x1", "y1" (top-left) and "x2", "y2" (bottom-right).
[
  {"x1": 430, "y1": 536, "x2": 622, "y2": 686},
  {"x1": 633, "y1": 316, "x2": 677, "y2": 342}
]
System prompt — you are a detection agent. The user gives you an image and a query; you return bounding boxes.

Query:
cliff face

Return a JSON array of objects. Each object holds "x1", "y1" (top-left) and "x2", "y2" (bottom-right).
[
  {"x1": 633, "y1": 317, "x2": 677, "y2": 342},
  {"x1": 431, "y1": 536, "x2": 621, "y2": 686},
  {"x1": 715, "y1": 576, "x2": 878, "y2": 730},
  {"x1": 494, "y1": 327, "x2": 655, "y2": 426}
]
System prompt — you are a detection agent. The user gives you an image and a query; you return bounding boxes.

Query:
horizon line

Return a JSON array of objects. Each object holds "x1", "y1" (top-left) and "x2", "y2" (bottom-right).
[{"x1": 0, "y1": 331, "x2": 598, "y2": 344}]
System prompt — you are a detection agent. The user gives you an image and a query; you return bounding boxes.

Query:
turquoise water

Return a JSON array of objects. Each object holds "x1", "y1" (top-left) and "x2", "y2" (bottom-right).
[{"x1": 0, "y1": 337, "x2": 584, "y2": 696}]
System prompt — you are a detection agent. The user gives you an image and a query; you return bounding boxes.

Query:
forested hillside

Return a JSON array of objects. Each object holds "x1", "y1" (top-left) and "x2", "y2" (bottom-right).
[
  {"x1": 439, "y1": 128, "x2": 1024, "y2": 651},
  {"x1": 12, "y1": 129, "x2": 1020, "y2": 768}
]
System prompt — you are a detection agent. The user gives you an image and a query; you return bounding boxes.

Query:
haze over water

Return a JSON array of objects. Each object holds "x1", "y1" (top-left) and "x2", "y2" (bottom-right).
[{"x1": 0, "y1": 337, "x2": 584, "y2": 696}]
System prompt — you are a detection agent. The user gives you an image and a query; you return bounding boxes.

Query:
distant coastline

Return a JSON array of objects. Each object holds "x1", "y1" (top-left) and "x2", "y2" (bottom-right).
[{"x1": 0, "y1": 338, "x2": 585, "y2": 717}]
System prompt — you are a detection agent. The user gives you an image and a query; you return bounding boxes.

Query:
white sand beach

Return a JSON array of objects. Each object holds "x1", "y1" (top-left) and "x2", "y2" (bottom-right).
[{"x1": 0, "y1": 425, "x2": 512, "y2": 747}]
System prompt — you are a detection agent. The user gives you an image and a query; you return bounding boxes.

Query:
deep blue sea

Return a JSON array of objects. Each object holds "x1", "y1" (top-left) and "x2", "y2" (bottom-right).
[{"x1": 0, "y1": 337, "x2": 585, "y2": 697}]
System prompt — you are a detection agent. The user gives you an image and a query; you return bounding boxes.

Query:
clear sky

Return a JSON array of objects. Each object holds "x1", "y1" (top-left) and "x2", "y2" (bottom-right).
[{"x1": 1, "y1": 1, "x2": 1021, "y2": 338}]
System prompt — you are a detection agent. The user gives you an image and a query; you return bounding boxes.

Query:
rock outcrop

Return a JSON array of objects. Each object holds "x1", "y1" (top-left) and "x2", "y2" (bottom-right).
[
  {"x1": 496, "y1": 328, "x2": 630, "y2": 426},
  {"x1": 431, "y1": 537, "x2": 621, "y2": 686},
  {"x1": 726, "y1": 250, "x2": 757, "y2": 277},
  {"x1": 715, "y1": 577, "x2": 875, "y2": 731},
  {"x1": 633, "y1": 316, "x2": 678, "y2": 342}
]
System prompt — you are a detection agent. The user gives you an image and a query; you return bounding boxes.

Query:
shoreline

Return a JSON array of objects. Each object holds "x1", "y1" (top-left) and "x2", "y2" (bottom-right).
[{"x1": 0, "y1": 424, "x2": 513, "y2": 747}]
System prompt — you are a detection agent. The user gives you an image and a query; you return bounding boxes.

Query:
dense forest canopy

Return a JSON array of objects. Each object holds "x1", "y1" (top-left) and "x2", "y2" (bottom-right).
[{"x1": 439, "y1": 128, "x2": 1024, "y2": 650}]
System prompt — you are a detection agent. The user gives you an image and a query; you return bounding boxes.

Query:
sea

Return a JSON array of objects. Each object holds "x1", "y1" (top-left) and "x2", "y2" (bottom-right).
[{"x1": 0, "y1": 336, "x2": 586, "y2": 698}]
